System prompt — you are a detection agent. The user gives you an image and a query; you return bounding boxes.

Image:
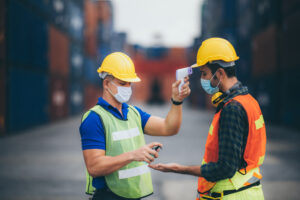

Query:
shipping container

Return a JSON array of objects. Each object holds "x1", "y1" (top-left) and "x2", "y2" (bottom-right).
[
  {"x1": 253, "y1": 0, "x2": 280, "y2": 32},
  {"x1": 251, "y1": 75, "x2": 280, "y2": 123},
  {"x1": 97, "y1": 21, "x2": 113, "y2": 45},
  {"x1": 281, "y1": 0, "x2": 300, "y2": 18},
  {"x1": 70, "y1": 81, "x2": 84, "y2": 115},
  {"x1": 84, "y1": 84, "x2": 102, "y2": 110},
  {"x1": 49, "y1": 25, "x2": 70, "y2": 76},
  {"x1": 252, "y1": 24, "x2": 279, "y2": 77},
  {"x1": 131, "y1": 74, "x2": 152, "y2": 103},
  {"x1": 66, "y1": 1, "x2": 84, "y2": 41},
  {"x1": 50, "y1": 75, "x2": 69, "y2": 121},
  {"x1": 98, "y1": 46, "x2": 111, "y2": 64},
  {"x1": 83, "y1": 57, "x2": 101, "y2": 85},
  {"x1": 96, "y1": 0, "x2": 112, "y2": 23},
  {"x1": 84, "y1": 0, "x2": 99, "y2": 33},
  {"x1": 7, "y1": 67, "x2": 49, "y2": 132},
  {"x1": 279, "y1": 70, "x2": 300, "y2": 128},
  {"x1": 8, "y1": 0, "x2": 48, "y2": 71},
  {"x1": 110, "y1": 32, "x2": 127, "y2": 52},
  {"x1": 0, "y1": 0, "x2": 6, "y2": 63},
  {"x1": 70, "y1": 43, "x2": 84, "y2": 79},
  {"x1": 146, "y1": 47, "x2": 168, "y2": 60},
  {"x1": 237, "y1": 8, "x2": 255, "y2": 41},
  {"x1": 280, "y1": 10, "x2": 300, "y2": 70},
  {"x1": 84, "y1": 32, "x2": 98, "y2": 57},
  {"x1": 0, "y1": 66, "x2": 6, "y2": 135},
  {"x1": 221, "y1": 0, "x2": 237, "y2": 29}
]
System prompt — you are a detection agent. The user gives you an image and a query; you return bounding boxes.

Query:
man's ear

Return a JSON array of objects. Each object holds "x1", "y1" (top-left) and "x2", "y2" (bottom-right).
[{"x1": 103, "y1": 78, "x2": 109, "y2": 90}]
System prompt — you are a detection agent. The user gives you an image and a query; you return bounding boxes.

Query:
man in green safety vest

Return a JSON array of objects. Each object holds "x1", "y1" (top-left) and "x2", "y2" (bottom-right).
[{"x1": 79, "y1": 52, "x2": 191, "y2": 200}]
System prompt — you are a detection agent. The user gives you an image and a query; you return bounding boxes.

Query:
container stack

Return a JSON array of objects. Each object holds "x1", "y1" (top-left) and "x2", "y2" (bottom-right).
[
  {"x1": 193, "y1": 0, "x2": 300, "y2": 128},
  {"x1": 1, "y1": 0, "x2": 126, "y2": 135},
  {"x1": 0, "y1": 0, "x2": 6, "y2": 136},
  {"x1": 7, "y1": 0, "x2": 50, "y2": 132}
]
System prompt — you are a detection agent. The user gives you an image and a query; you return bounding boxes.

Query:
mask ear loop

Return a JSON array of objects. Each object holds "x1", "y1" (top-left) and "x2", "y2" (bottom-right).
[
  {"x1": 107, "y1": 81, "x2": 117, "y2": 96},
  {"x1": 210, "y1": 71, "x2": 221, "y2": 89}
]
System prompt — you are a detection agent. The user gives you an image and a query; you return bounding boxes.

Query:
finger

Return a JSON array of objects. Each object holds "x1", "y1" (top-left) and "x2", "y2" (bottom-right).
[
  {"x1": 147, "y1": 148, "x2": 158, "y2": 158},
  {"x1": 144, "y1": 157, "x2": 151, "y2": 164},
  {"x1": 173, "y1": 80, "x2": 181, "y2": 88},
  {"x1": 145, "y1": 154, "x2": 155, "y2": 162},
  {"x1": 147, "y1": 142, "x2": 163, "y2": 149},
  {"x1": 184, "y1": 76, "x2": 189, "y2": 82}
]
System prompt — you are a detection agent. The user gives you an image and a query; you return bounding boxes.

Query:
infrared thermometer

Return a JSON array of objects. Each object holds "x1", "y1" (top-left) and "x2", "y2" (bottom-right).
[{"x1": 176, "y1": 66, "x2": 193, "y2": 92}]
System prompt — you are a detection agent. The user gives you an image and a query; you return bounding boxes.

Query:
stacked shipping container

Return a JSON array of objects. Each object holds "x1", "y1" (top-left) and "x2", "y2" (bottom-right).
[
  {"x1": 0, "y1": 0, "x2": 6, "y2": 135},
  {"x1": 197, "y1": 0, "x2": 300, "y2": 128},
  {"x1": 1, "y1": 0, "x2": 125, "y2": 134}
]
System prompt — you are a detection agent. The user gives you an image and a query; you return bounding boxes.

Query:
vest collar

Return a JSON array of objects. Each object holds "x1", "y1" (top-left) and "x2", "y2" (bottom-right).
[
  {"x1": 97, "y1": 97, "x2": 129, "y2": 120},
  {"x1": 216, "y1": 82, "x2": 248, "y2": 112}
]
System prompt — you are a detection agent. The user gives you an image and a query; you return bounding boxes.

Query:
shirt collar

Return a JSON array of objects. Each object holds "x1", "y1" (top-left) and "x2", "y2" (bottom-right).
[
  {"x1": 97, "y1": 97, "x2": 129, "y2": 120},
  {"x1": 216, "y1": 81, "x2": 249, "y2": 111}
]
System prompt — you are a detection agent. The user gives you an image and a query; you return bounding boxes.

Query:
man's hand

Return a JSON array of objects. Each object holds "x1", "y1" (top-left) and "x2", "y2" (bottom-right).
[
  {"x1": 130, "y1": 142, "x2": 163, "y2": 164},
  {"x1": 149, "y1": 163, "x2": 180, "y2": 172},
  {"x1": 172, "y1": 77, "x2": 191, "y2": 102}
]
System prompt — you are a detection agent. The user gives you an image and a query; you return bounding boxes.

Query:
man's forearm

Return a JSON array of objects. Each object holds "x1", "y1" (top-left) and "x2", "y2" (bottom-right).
[
  {"x1": 173, "y1": 164, "x2": 202, "y2": 177},
  {"x1": 164, "y1": 104, "x2": 182, "y2": 135},
  {"x1": 87, "y1": 151, "x2": 133, "y2": 177}
]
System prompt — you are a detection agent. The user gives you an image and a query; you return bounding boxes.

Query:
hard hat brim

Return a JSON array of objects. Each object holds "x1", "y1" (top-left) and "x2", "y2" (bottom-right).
[{"x1": 119, "y1": 77, "x2": 141, "y2": 83}]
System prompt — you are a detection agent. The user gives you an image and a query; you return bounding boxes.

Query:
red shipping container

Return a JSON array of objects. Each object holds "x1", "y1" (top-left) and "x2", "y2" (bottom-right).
[
  {"x1": 161, "y1": 74, "x2": 175, "y2": 102},
  {"x1": 280, "y1": 10, "x2": 300, "y2": 70},
  {"x1": 84, "y1": 32, "x2": 97, "y2": 57},
  {"x1": 84, "y1": 0, "x2": 98, "y2": 31},
  {"x1": 50, "y1": 75, "x2": 69, "y2": 121},
  {"x1": 131, "y1": 73, "x2": 152, "y2": 103},
  {"x1": 0, "y1": 66, "x2": 6, "y2": 135},
  {"x1": 252, "y1": 24, "x2": 279, "y2": 77},
  {"x1": 96, "y1": 1, "x2": 112, "y2": 22},
  {"x1": 84, "y1": 84, "x2": 102, "y2": 110},
  {"x1": 49, "y1": 25, "x2": 70, "y2": 76},
  {"x1": 84, "y1": 0, "x2": 98, "y2": 57}
]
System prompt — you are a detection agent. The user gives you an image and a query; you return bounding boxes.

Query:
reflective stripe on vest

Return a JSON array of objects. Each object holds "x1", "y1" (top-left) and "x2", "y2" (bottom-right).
[
  {"x1": 81, "y1": 105, "x2": 153, "y2": 198},
  {"x1": 197, "y1": 94, "x2": 266, "y2": 197}
]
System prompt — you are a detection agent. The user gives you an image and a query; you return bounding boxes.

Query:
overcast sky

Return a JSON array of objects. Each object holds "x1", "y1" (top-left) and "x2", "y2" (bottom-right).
[{"x1": 111, "y1": 0, "x2": 203, "y2": 47}]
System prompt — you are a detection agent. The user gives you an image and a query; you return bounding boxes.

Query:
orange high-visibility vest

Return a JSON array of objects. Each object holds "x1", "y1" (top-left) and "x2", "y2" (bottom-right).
[{"x1": 197, "y1": 94, "x2": 266, "y2": 195}]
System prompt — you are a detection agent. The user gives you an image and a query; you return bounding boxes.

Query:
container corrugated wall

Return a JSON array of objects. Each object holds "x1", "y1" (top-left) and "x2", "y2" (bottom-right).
[{"x1": 7, "y1": 67, "x2": 49, "y2": 132}]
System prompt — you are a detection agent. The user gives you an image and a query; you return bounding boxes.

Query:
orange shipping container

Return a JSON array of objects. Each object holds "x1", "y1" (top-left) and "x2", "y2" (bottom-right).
[{"x1": 49, "y1": 26, "x2": 69, "y2": 76}]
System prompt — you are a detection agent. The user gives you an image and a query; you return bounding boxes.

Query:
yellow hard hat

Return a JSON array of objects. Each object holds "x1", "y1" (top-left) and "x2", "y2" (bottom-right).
[
  {"x1": 193, "y1": 38, "x2": 239, "y2": 67},
  {"x1": 97, "y1": 52, "x2": 141, "y2": 82}
]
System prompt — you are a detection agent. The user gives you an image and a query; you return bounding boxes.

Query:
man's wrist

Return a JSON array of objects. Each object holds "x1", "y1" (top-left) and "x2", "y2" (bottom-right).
[{"x1": 171, "y1": 98, "x2": 183, "y2": 105}]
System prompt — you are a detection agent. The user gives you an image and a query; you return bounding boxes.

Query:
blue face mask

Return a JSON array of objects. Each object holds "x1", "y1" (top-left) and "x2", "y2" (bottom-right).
[{"x1": 200, "y1": 72, "x2": 220, "y2": 94}]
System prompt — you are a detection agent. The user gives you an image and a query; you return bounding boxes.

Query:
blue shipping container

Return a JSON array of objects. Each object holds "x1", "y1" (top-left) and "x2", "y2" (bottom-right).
[
  {"x1": 8, "y1": 0, "x2": 48, "y2": 71},
  {"x1": 8, "y1": 67, "x2": 49, "y2": 132},
  {"x1": 70, "y1": 81, "x2": 84, "y2": 115},
  {"x1": 83, "y1": 57, "x2": 101, "y2": 85},
  {"x1": 66, "y1": 1, "x2": 84, "y2": 41},
  {"x1": 70, "y1": 43, "x2": 84, "y2": 80}
]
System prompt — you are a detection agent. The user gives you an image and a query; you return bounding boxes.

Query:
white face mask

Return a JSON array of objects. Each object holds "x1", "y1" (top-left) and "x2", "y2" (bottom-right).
[{"x1": 108, "y1": 81, "x2": 132, "y2": 103}]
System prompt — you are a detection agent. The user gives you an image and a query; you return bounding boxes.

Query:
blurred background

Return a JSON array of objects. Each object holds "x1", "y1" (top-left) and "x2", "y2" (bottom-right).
[{"x1": 0, "y1": 0, "x2": 300, "y2": 199}]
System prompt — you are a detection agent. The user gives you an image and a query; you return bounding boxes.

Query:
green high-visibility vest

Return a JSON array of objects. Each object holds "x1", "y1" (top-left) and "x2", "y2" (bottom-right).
[{"x1": 81, "y1": 105, "x2": 153, "y2": 199}]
